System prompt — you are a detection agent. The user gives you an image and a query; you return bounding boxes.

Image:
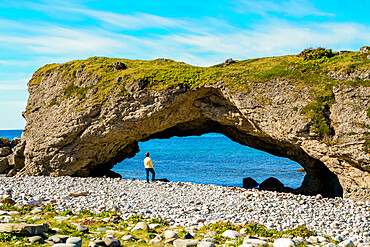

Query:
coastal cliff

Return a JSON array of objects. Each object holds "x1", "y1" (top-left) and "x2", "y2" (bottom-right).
[{"x1": 7, "y1": 48, "x2": 370, "y2": 200}]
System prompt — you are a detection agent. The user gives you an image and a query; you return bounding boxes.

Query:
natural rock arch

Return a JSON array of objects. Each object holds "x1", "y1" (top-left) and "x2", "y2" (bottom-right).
[
  {"x1": 9, "y1": 56, "x2": 370, "y2": 201},
  {"x1": 20, "y1": 86, "x2": 345, "y2": 197}
]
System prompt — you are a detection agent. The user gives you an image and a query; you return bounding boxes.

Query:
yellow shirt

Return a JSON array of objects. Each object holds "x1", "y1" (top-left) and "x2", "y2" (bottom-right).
[{"x1": 144, "y1": 157, "x2": 153, "y2": 168}]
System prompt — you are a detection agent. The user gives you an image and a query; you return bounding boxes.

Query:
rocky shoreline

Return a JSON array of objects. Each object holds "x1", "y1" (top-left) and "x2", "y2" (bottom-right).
[{"x1": 0, "y1": 176, "x2": 368, "y2": 246}]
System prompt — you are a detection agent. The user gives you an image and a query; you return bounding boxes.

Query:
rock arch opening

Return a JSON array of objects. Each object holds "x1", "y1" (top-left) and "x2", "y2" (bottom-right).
[{"x1": 111, "y1": 133, "x2": 306, "y2": 189}]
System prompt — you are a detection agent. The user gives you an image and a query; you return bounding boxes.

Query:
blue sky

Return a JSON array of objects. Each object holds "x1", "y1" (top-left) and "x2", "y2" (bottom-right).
[{"x1": 0, "y1": 0, "x2": 369, "y2": 129}]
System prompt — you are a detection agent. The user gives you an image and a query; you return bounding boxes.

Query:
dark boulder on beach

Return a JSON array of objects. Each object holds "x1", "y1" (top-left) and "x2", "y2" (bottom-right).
[
  {"x1": 105, "y1": 170, "x2": 122, "y2": 179},
  {"x1": 259, "y1": 177, "x2": 284, "y2": 190},
  {"x1": 243, "y1": 177, "x2": 259, "y2": 188},
  {"x1": 154, "y1": 178, "x2": 170, "y2": 182}
]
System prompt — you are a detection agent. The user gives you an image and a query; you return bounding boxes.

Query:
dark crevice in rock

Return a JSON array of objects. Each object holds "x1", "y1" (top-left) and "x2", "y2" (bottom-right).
[{"x1": 323, "y1": 104, "x2": 335, "y2": 137}]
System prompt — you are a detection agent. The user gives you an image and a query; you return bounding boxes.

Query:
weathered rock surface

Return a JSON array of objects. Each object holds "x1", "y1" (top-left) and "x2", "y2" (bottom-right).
[
  {"x1": 0, "y1": 137, "x2": 24, "y2": 175},
  {"x1": 0, "y1": 223, "x2": 49, "y2": 235},
  {"x1": 327, "y1": 70, "x2": 370, "y2": 81},
  {"x1": 7, "y1": 57, "x2": 370, "y2": 201}
]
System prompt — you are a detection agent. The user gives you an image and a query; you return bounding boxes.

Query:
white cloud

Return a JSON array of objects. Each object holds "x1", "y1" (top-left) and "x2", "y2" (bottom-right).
[
  {"x1": 231, "y1": 0, "x2": 333, "y2": 18},
  {"x1": 1, "y1": 16, "x2": 369, "y2": 68},
  {"x1": 0, "y1": 101, "x2": 27, "y2": 107},
  {"x1": 0, "y1": 83, "x2": 28, "y2": 90}
]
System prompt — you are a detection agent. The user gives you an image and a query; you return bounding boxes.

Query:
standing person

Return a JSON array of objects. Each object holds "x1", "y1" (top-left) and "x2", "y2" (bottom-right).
[{"x1": 144, "y1": 152, "x2": 155, "y2": 182}]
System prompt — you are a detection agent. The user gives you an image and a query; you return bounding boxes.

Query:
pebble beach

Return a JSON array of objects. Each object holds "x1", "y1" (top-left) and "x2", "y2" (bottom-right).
[{"x1": 0, "y1": 176, "x2": 369, "y2": 246}]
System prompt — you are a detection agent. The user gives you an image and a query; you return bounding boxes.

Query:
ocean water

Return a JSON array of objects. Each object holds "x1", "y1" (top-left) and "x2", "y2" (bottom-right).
[
  {"x1": 113, "y1": 133, "x2": 305, "y2": 189},
  {"x1": 0, "y1": 130, "x2": 305, "y2": 188},
  {"x1": 0, "y1": 129, "x2": 22, "y2": 141}
]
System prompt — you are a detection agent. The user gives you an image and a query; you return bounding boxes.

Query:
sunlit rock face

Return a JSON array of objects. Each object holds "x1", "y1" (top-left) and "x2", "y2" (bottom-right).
[{"x1": 13, "y1": 60, "x2": 370, "y2": 201}]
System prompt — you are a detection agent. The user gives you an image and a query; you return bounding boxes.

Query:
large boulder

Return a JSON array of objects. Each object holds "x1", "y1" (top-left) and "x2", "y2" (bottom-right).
[
  {"x1": 243, "y1": 177, "x2": 259, "y2": 188},
  {"x1": 0, "y1": 223, "x2": 49, "y2": 235},
  {"x1": 0, "y1": 157, "x2": 9, "y2": 173},
  {"x1": 259, "y1": 177, "x2": 284, "y2": 190},
  {"x1": 0, "y1": 147, "x2": 11, "y2": 157},
  {"x1": 104, "y1": 235, "x2": 121, "y2": 247},
  {"x1": 0, "y1": 138, "x2": 10, "y2": 147}
]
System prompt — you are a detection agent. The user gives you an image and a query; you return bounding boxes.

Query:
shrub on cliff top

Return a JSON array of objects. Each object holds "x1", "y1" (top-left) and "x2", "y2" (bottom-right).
[{"x1": 297, "y1": 47, "x2": 335, "y2": 60}]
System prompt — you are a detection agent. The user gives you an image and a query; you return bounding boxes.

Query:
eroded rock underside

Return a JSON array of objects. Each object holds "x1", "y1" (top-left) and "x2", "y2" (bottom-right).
[{"x1": 9, "y1": 57, "x2": 370, "y2": 201}]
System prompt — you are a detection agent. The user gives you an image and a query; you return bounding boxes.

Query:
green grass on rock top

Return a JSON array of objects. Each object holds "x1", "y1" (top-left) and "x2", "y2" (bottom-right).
[
  {"x1": 30, "y1": 47, "x2": 370, "y2": 90},
  {"x1": 28, "y1": 48, "x2": 370, "y2": 141}
]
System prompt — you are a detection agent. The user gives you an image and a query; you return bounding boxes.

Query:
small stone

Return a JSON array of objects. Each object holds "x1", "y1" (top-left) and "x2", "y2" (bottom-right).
[
  {"x1": 281, "y1": 235, "x2": 293, "y2": 239},
  {"x1": 1, "y1": 215, "x2": 14, "y2": 223},
  {"x1": 52, "y1": 244, "x2": 78, "y2": 247},
  {"x1": 164, "y1": 230, "x2": 178, "y2": 239},
  {"x1": 323, "y1": 243, "x2": 338, "y2": 247},
  {"x1": 8, "y1": 211, "x2": 20, "y2": 216},
  {"x1": 76, "y1": 225, "x2": 89, "y2": 233},
  {"x1": 203, "y1": 238, "x2": 216, "y2": 243},
  {"x1": 132, "y1": 222, "x2": 148, "y2": 231},
  {"x1": 104, "y1": 235, "x2": 121, "y2": 247},
  {"x1": 31, "y1": 207, "x2": 43, "y2": 214},
  {"x1": 122, "y1": 235, "x2": 133, "y2": 241},
  {"x1": 334, "y1": 236, "x2": 343, "y2": 242},
  {"x1": 222, "y1": 230, "x2": 243, "y2": 239},
  {"x1": 183, "y1": 232, "x2": 194, "y2": 239},
  {"x1": 88, "y1": 242, "x2": 98, "y2": 247},
  {"x1": 243, "y1": 238, "x2": 269, "y2": 247},
  {"x1": 94, "y1": 240, "x2": 105, "y2": 246},
  {"x1": 173, "y1": 239, "x2": 199, "y2": 247},
  {"x1": 149, "y1": 223, "x2": 162, "y2": 229},
  {"x1": 96, "y1": 228, "x2": 107, "y2": 232},
  {"x1": 199, "y1": 241, "x2": 215, "y2": 247},
  {"x1": 358, "y1": 244, "x2": 370, "y2": 247},
  {"x1": 150, "y1": 235, "x2": 164, "y2": 244},
  {"x1": 338, "y1": 240, "x2": 355, "y2": 247},
  {"x1": 66, "y1": 237, "x2": 83, "y2": 247},
  {"x1": 204, "y1": 231, "x2": 217, "y2": 238},
  {"x1": 317, "y1": 236, "x2": 327, "y2": 243},
  {"x1": 307, "y1": 236, "x2": 319, "y2": 244},
  {"x1": 45, "y1": 240, "x2": 55, "y2": 245},
  {"x1": 273, "y1": 238, "x2": 297, "y2": 247},
  {"x1": 54, "y1": 216, "x2": 70, "y2": 221},
  {"x1": 29, "y1": 236, "x2": 44, "y2": 244},
  {"x1": 49, "y1": 235, "x2": 69, "y2": 243},
  {"x1": 164, "y1": 238, "x2": 177, "y2": 244}
]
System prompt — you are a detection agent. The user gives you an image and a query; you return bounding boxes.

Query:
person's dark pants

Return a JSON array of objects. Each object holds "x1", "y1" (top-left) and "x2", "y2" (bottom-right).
[{"x1": 145, "y1": 168, "x2": 155, "y2": 182}]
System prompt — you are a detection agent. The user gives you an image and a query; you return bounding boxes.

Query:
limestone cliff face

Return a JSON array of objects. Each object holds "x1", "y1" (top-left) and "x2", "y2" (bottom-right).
[{"x1": 14, "y1": 55, "x2": 370, "y2": 201}]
